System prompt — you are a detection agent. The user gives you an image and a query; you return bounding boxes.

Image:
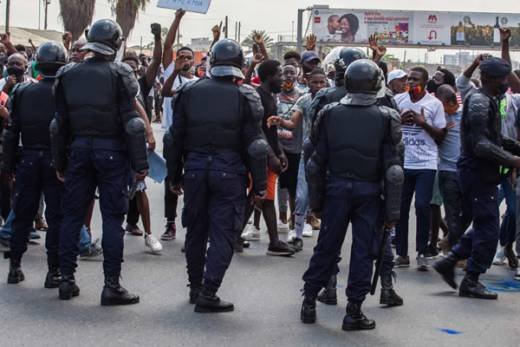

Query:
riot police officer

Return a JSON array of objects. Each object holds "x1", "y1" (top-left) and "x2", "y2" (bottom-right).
[
  {"x1": 4, "y1": 41, "x2": 67, "y2": 287},
  {"x1": 308, "y1": 47, "x2": 367, "y2": 126},
  {"x1": 300, "y1": 60, "x2": 403, "y2": 331},
  {"x1": 308, "y1": 48, "x2": 403, "y2": 308},
  {"x1": 51, "y1": 19, "x2": 148, "y2": 305},
  {"x1": 164, "y1": 38, "x2": 267, "y2": 313},
  {"x1": 434, "y1": 57, "x2": 520, "y2": 299}
]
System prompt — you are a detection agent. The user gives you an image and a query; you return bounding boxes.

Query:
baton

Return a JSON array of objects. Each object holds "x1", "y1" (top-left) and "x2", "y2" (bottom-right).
[{"x1": 370, "y1": 227, "x2": 391, "y2": 295}]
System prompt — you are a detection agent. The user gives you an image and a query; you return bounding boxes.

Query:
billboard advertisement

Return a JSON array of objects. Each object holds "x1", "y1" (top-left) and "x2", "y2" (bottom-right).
[{"x1": 312, "y1": 7, "x2": 520, "y2": 47}]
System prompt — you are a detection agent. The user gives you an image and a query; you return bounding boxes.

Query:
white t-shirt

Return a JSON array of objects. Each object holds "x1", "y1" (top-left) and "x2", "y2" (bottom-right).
[
  {"x1": 395, "y1": 92, "x2": 446, "y2": 170},
  {"x1": 161, "y1": 63, "x2": 198, "y2": 129}
]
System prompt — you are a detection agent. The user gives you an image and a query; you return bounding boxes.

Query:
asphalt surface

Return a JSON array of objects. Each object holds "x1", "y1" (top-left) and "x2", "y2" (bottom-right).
[{"x1": 1, "y1": 126, "x2": 520, "y2": 347}]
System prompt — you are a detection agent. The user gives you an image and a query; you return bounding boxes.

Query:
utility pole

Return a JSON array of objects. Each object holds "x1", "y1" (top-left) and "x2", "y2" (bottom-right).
[
  {"x1": 38, "y1": 0, "x2": 41, "y2": 30},
  {"x1": 5, "y1": 0, "x2": 11, "y2": 33},
  {"x1": 44, "y1": 0, "x2": 50, "y2": 30},
  {"x1": 238, "y1": 22, "x2": 241, "y2": 44},
  {"x1": 234, "y1": 21, "x2": 238, "y2": 41},
  {"x1": 224, "y1": 16, "x2": 228, "y2": 39},
  {"x1": 296, "y1": 9, "x2": 304, "y2": 53}
]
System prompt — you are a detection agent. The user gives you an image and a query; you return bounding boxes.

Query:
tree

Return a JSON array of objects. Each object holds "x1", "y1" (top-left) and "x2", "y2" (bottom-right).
[
  {"x1": 110, "y1": 0, "x2": 150, "y2": 40},
  {"x1": 242, "y1": 30, "x2": 274, "y2": 49},
  {"x1": 59, "y1": 0, "x2": 96, "y2": 40}
]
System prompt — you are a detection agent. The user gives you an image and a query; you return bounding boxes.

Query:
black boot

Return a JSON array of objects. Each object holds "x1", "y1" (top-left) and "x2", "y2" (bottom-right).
[
  {"x1": 342, "y1": 302, "x2": 376, "y2": 331},
  {"x1": 300, "y1": 294, "x2": 317, "y2": 324},
  {"x1": 44, "y1": 268, "x2": 61, "y2": 289},
  {"x1": 189, "y1": 283, "x2": 202, "y2": 304},
  {"x1": 100, "y1": 275, "x2": 140, "y2": 306},
  {"x1": 459, "y1": 272, "x2": 498, "y2": 300},
  {"x1": 194, "y1": 288, "x2": 234, "y2": 313},
  {"x1": 59, "y1": 274, "x2": 80, "y2": 300},
  {"x1": 380, "y1": 272, "x2": 403, "y2": 307},
  {"x1": 7, "y1": 258, "x2": 24, "y2": 284},
  {"x1": 433, "y1": 252, "x2": 458, "y2": 289},
  {"x1": 317, "y1": 275, "x2": 337, "y2": 305}
]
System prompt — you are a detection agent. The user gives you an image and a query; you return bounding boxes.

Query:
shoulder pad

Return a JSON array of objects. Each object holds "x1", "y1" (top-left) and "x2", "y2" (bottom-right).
[
  {"x1": 176, "y1": 78, "x2": 200, "y2": 95},
  {"x1": 112, "y1": 61, "x2": 139, "y2": 98},
  {"x1": 8, "y1": 81, "x2": 32, "y2": 111},
  {"x1": 318, "y1": 101, "x2": 340, "y2": 116},
  {"x1": 311, "y1": 101, "x2": 340, "y2": 145},
  {"x1": 239, "y1": 84, "x2": 264, "y2": 122},
  {"x1": 380, "y1": 106, "x2": 403, "y2": 145},
  {"x1": 56, "y1": 62, "x2": 77, "y2": 79},
  {"x1": 466, "y1": 92, "x2": 491, "y2": 114}
]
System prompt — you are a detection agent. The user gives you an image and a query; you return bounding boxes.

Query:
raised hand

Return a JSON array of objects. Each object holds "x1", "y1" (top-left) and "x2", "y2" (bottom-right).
[
  {"x1": 500, "y1": 27, "x2": 512, "y2": 42},
  {"x1": 305, "y1": 33, "x2": 317, "y2": 51}
]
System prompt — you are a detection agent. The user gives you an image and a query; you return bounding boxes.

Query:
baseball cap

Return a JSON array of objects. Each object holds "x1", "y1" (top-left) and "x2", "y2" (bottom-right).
[
  {"x1": 387, "y1": 69, "x2": 407, "y2": 84},
  {"x1": 301, "y1": 50, "x2": 321, "y2": 64}
]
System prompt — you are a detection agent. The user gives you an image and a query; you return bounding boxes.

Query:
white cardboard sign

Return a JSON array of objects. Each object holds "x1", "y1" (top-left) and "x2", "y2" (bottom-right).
[{"x1": 157, "y1": 0, "x2": 212, "y2": 14}]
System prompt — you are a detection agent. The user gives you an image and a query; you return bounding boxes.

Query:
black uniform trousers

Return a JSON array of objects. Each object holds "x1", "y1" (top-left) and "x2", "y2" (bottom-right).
[
  {"x1": 451, "y1": 167, "x2": 500, "y2": 274},
  {"x1": 10, "y1": 150, "x2": 63, "y2": 268},
  {"x1": 59, "y1": 137, "x2": 129, "y2": 277},
  {"x1": 182, "y1": 153, "x2": 247, "y2": 293},
  {"x1": 303, "y1": 177, "x2": 383, "y2": 304}
]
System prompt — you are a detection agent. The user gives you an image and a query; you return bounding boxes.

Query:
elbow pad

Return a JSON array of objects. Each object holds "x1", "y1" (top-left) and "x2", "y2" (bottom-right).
[
  {"x1": 384, "y1": 165, "x2": 404, "y2": 223},
  {"x1": 247, "y1": 138, "x2": 268, "y2": 195},
  {"x1": 305, "y1": 152, "x2": 327, "y2": 212},
  {"x1": 125, "y1": 117, "x2": 149, "y2": 172},
  {"x1": 49, "y1": 118, "x2": 68, "y2": 172}
]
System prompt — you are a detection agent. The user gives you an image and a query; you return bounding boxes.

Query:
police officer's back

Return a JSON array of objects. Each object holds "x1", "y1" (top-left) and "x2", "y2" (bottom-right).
[
  {"x1": 164, "y1": 39, "x2": 267, "y2": 313},
  {"x1": 4, "y1": 42, "x2": 67, "y2": 288},
  {"x1": 301, "y1": 60, "x2": 403, "y2": 331},
  {"x1": 51, "y1": 19, "x2": 148, "y2": 306},
  {"x1": 434, "y1": 57, "x2": 520, "y2": 299}
]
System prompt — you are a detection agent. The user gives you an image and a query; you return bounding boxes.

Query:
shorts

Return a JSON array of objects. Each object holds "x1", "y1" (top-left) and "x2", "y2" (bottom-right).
[
  {"x1": 266, "y1": 168, "x2": 278, "y2": 201},
  {"x1": 128, "y1": 171, "x2": 147, "y2": 199},
  {"x1": 278, "y1": 152, "x2": 301, "y2": 195}
]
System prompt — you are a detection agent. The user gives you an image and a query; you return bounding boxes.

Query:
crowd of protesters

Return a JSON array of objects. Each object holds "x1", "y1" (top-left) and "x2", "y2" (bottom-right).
[{"x1": 1, "y1": 8, "x2": 520, "y2": 331}]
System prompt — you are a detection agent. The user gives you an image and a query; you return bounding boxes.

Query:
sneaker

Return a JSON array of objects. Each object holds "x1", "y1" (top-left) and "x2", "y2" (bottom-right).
[
  {"x1": 302, "y1": 224, "x2": 313, "y2": 238},
  {"x1": 493, "y1": 246, "x2": 506, "y2": 265},
  {"x1": 438, "y1": 237, "x2": 451, "y2": 255},
  {"x1": 504, "y1": 244, "x2": 518, "y2": 269},
  {"x1": 417, "y1": 254, "x2": 429, "y2": 271},
  {"x1": 277, "y1": 221, "x2": 289, "y2": 234},
  {"x1": 30, "y1": 231, "x2": 41, "y2": 240},
  {"x1": 34, "y1": 217, "x2": 48, "y2": 231},
  {"x1": 161, "y1": 222, "x2": 176, "y2": 241},
  {"x1": 514, "y1": 268, "x2": 520, "y2": 281},
  {"x1": 394, "y1": 256, "x2": 410, "y2": 268},
  {"x1": 423, "y1": 244, "x2": 439, "y2": 259},
  {"x1": 307, "y1": 214, "x2": 321, "y2": 230},
  {"x1": 242, "y1": 225, "x2": 260, "y2": 241},
  {"x1": 291, "y1": 238, "x2": 303, "y2": 252},
  {"x1": 267, "y1": 240, "x2": 295, "y2": 256},
  {"x1": 126, "y1": 223, "x2": 144, "y2": 236},
  {"x1": 80, "y1": 239, "x2": 103, "y2": 259},
  {"x1": 287, "y1": 230, "x2": 296, "y2": 243},
  {"x1": 145, "y1": 234, "x2": 163, "y2": 254}
]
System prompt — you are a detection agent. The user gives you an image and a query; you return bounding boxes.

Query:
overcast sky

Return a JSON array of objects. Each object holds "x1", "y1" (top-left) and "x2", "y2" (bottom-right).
[{"x1": 1, "y1": 0, "x2": 519, "y2": 62}]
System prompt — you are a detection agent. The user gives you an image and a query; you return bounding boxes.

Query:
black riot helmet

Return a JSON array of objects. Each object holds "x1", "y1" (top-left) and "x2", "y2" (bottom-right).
[
  {"x1": 210, "y1": 39, "x2": 244, "y2": 79},
  {"x1": 334, "y1": 48, "x2": 367, "y2": 85},
  {"x1": 82, "y1": 19, "x2": 123, "y2": 56},
  {"x1": 344, "y1": 59, "x2": 383, "y2": 94},
  {"x1": 35, "y1": 41, "x2": 67, "y2": 77}
]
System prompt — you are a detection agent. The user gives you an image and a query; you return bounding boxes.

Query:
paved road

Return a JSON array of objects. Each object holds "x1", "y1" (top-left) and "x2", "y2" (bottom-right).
[{"x1": 0, "y1": 127, "x2": 519, "y2": 347}]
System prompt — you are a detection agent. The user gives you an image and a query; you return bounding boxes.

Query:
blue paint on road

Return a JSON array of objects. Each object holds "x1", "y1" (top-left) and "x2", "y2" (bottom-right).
[
  {"x1": 438, "y1": 328, "x2": 462, "y2": 335},
  {"x1": 485, "y1": 280, "x2": 520, "y2": 292}
]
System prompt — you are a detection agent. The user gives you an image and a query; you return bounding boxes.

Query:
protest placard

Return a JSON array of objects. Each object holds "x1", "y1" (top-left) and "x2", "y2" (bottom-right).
[{"x1": 157, "y1": 0, "x2": 212, "y2": 14}]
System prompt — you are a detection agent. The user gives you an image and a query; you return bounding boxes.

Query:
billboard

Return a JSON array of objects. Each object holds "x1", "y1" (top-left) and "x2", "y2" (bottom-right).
[{"x1": 312, "y1": 8, "x2": 520, "y2": 47}]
